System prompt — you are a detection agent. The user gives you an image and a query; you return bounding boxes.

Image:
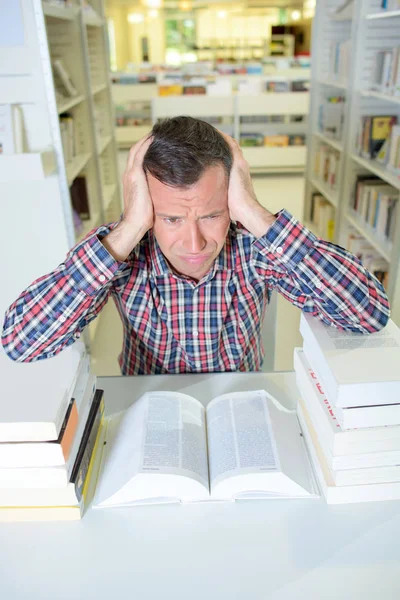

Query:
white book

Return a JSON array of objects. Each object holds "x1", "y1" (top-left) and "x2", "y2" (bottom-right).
[
  {"x1": 294, "y1": 348, "x2": 400, "y2": 468},
  {"x1": 0, "y1": 365, "x2": 95, "y2": 468},
  {"x1": 0, "y1": 341, "x2": 85, "y2": 442},
  {"x1": 93, "y1": 389, "x2": 319, "y2": 508},
  {"x1": 333, "y1": 401, "x2": 400, "y2": 429},
  {"x1": 299, "y1": 313, "x2": 400, "y2": 408},
  {"x1": 298, "y1": 400, "x2": 400, "y2": 504}
]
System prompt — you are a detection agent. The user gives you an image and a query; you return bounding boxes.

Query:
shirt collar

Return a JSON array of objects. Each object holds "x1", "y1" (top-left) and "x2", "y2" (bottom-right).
[{"x1": 147, "y1": 224, "x2": 237, "y2": 283}]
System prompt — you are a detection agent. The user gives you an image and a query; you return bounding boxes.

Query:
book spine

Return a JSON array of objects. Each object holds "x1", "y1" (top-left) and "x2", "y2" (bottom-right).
[{"x1": 71, "y1": 390, "x2": 104, "y2": 502}]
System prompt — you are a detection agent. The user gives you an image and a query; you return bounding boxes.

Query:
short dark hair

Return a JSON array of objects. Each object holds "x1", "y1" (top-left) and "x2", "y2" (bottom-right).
[{"x1": 143, "y1": 116, "x2": 232, "y2": 187}]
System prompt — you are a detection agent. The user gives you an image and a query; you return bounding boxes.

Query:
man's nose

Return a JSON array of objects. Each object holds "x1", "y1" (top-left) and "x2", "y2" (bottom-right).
[{"x1": 183, "y1": 222, "x2": 206, "y2": 253}]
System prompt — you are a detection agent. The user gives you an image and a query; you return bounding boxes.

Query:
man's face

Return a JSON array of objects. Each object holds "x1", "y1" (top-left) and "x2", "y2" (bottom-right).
[{"x1": 148, "y1": 164, "x2": 231, "y2": 281}]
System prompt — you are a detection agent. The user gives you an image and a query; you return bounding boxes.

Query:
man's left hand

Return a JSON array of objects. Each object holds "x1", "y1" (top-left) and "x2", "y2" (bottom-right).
[{"x1": 221, "y1": 132, "x2": 277, "y2": 238}]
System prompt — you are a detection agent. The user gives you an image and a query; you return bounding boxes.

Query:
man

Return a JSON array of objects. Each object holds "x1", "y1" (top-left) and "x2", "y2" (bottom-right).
[{"x1": 2, "y1": 117, "x2": 390, "y2": 374}]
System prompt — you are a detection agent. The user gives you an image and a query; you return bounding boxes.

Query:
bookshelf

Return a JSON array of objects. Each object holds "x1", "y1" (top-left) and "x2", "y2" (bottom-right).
[
  {"x1": 305, "y1": 0, "x2": 400, "y2": 325},
  {"x1": 0, "y1": 0, "x2": 120, "y2": 349}
]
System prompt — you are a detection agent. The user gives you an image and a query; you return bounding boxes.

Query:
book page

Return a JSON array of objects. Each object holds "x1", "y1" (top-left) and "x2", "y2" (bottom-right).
[
  {"x1": 206, "y1": 390, "x2": 280, "y2": 489},
  {"x1": 140, "y1": 392, "x2": 209, "y2": 488},
  {"x1": 94, "y1": 391, "x2": 210, "y2": 507}
]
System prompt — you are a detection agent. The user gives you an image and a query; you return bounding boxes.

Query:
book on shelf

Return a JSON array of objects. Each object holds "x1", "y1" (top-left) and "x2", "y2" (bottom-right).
[
  {"x1": 0, "y1": 104, "x2": 26, "y2": 154},
  {"x1": 356, "y1": 115, "x2": 397, "y2": 160},
  {"x1": 93, "y1": 389, "x2": 318, "y2": 508},
  {"x1": 0, "y1": 390, "x2": 106, "y2": 522},
  {"x1": 237, "y1": 79, "x2": 263, "y2": 95},
  {"x1": 289, "y1": 134, "x2": 306, "y2": 146},
  {"x1": 380, "y1": 1, "x2": 400, "y2": 11},
  {"x1": 291, "y1": 79, "x2": 310, "y2": 92},
  {"x1": 70, "y1": 175, "x2": 90, "y2": 220},
  {"x1": 351, "y1": 175, "x2": 398, "y2": 244},
  {"x1": 384, "y1": 124, "x2": 400, "y2": 172},
  {"x1": 52, "y1": 59, "x2": 78, "y2": 97},
  {"x1": 207, "y1": 79, "x2": 232, "y2": 96},
  {"x1": 328, "y1": 39, "x2": 351, "y2": 83},
  {"x1": 158, "y1": 84, "x2": 183, "y2": 96},
  {"x1": 183, "y1": 80, "x2": 207, "y2": 95},
  {"x1": 318, "y1": 95, "x2": 345, "y2": 141},
  {"x1": 59, "y1": 112, "x2": 76, "y2": 163},
  {"x1": 309, "y1": 193, "x2": 335, "y2": 241},
  {"x1": 300, "y1": 313, "x2": 400, "y2": 408},
  {"x1": 264, "y1": 134, "x2": 289, "y2": 147},
  {"x1": 265, "y1": 78, "x2": 290, "y2": 93},
  {"x1": 240, "y1": 133, "x2": 265, "y2": 147},
  {"x1": 0, "y1": 342, "x2": 85, "y2": 442},
  {"x1": 371, "y1": 48, "x2": 400, "y2": 96},
  {"x1": 314, "y1": 145, "x2": 339, "y2": 190}
]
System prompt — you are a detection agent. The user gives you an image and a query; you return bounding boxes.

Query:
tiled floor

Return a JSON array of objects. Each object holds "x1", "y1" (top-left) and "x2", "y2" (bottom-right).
[{"x1": 91, "y1": 171, "x2": 305, "y2": 377}]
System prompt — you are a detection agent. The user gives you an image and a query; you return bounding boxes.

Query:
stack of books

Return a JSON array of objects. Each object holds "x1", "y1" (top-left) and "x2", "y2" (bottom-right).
[
  {"x1": 294, "y1": 314, "x2": 400, "y2": 504},
  {"x1": 0, "y1": 344, "x2": 105, "y2": 521}
]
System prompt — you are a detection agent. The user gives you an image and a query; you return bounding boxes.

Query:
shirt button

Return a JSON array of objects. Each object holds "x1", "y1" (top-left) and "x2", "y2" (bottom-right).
[
  {"x1": 196, "y1": 362, "x2": 201, "y2": 368},
  {"x1": 99, "y1": 274, "x2": 106, "y2": 282},
  {"x1": 193, "y1": 330, "x2": 199, "y2": 338},
  {"x1": 59, "y1": 315, "x2": 66, "y2": 323},
  {"x1": 315, "y1": 281, "x2": 322, "y2": 289},
  {"x1": 276, "y1": 247, "x2": 283, "y2": 254}
]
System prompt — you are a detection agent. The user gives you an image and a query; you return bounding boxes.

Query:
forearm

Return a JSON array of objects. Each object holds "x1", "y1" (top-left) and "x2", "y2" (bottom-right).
[
  {"x1": 252, "y1": 210, "x2": 390, "y2": 333},
  {"x1": 101, "y1": 219, "x2": 147, "y2": 262},
  {"x1": 2, "y1": 228, "x2": 120, "y2": 361}
]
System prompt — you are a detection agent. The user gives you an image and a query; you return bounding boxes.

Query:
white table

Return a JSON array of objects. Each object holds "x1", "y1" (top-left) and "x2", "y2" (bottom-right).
[{"x1": 1, "y1": 372, "x2": 400, "y2": 600}]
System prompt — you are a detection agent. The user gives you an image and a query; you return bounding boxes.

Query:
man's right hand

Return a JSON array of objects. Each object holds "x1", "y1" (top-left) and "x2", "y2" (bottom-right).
[{"x1": 101, "y1": 135, "x2": 153, "y2": 262}]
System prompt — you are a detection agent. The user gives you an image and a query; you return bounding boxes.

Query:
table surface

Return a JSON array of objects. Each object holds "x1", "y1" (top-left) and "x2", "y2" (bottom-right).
[{"x1": 2, "y1": 372, "x2": 400, "y2": 600}]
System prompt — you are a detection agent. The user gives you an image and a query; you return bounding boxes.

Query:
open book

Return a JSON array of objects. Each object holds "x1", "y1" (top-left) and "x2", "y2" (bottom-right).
[{"x1": 93, "y1": 390, "x2": 319, "y2": 507}]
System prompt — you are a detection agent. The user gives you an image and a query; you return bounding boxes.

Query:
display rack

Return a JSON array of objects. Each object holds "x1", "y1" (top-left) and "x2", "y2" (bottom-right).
[
  {"x1": 0, "y1": 0, "x2": 120, "y2": 348},
  {"x1": 304, "y1": 0, "x2": 400, "y2": 325}
]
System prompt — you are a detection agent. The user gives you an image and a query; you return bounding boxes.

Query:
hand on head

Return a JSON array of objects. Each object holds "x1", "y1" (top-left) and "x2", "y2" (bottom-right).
[{"x1": 122, "y1": 135, "x2": 154, "y2": 235}]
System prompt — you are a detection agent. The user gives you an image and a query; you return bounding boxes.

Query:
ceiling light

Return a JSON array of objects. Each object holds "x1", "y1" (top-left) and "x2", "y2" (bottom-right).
[
  {"x1": 144, "y1": 0, "x2": 162, "y2": 8},
  {"x1": 148, "y1": 9, "x2": 159, "y2": 17},
  {"x1": 128, "y1": 12, "x2": 145, "y2": 24},
  {"x1": 291, "y1": 10, "x2": 301, "y2": 20},
  {"x1": 217, "y1": 10, "x2": 227, "y2": 19}
]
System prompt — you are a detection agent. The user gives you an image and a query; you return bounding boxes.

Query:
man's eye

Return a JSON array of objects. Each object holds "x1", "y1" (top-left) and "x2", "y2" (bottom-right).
[{"x1": 164, "y1": 217, "x2": 180, "y2": 224}]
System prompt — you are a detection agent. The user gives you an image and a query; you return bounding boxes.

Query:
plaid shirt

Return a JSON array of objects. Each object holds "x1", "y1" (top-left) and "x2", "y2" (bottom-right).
[{"x1": 2, "y1": 209, "x2": 390, "y2": 374}]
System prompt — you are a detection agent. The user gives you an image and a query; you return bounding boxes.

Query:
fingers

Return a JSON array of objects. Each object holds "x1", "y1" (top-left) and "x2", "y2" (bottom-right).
[{"x1": 126, "y1": 134, "x2": 153, "y2": 172}]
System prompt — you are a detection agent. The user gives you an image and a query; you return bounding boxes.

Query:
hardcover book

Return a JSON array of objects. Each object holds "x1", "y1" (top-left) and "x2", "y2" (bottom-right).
[{"x1": 94, "y1": 389, "x2": 318, "y2": 508}]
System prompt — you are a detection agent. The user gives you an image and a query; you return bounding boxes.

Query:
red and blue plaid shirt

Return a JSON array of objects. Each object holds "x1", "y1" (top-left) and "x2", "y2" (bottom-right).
[{"x1": 2, "y1": 209, "x2": 390, "y2": 374}]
